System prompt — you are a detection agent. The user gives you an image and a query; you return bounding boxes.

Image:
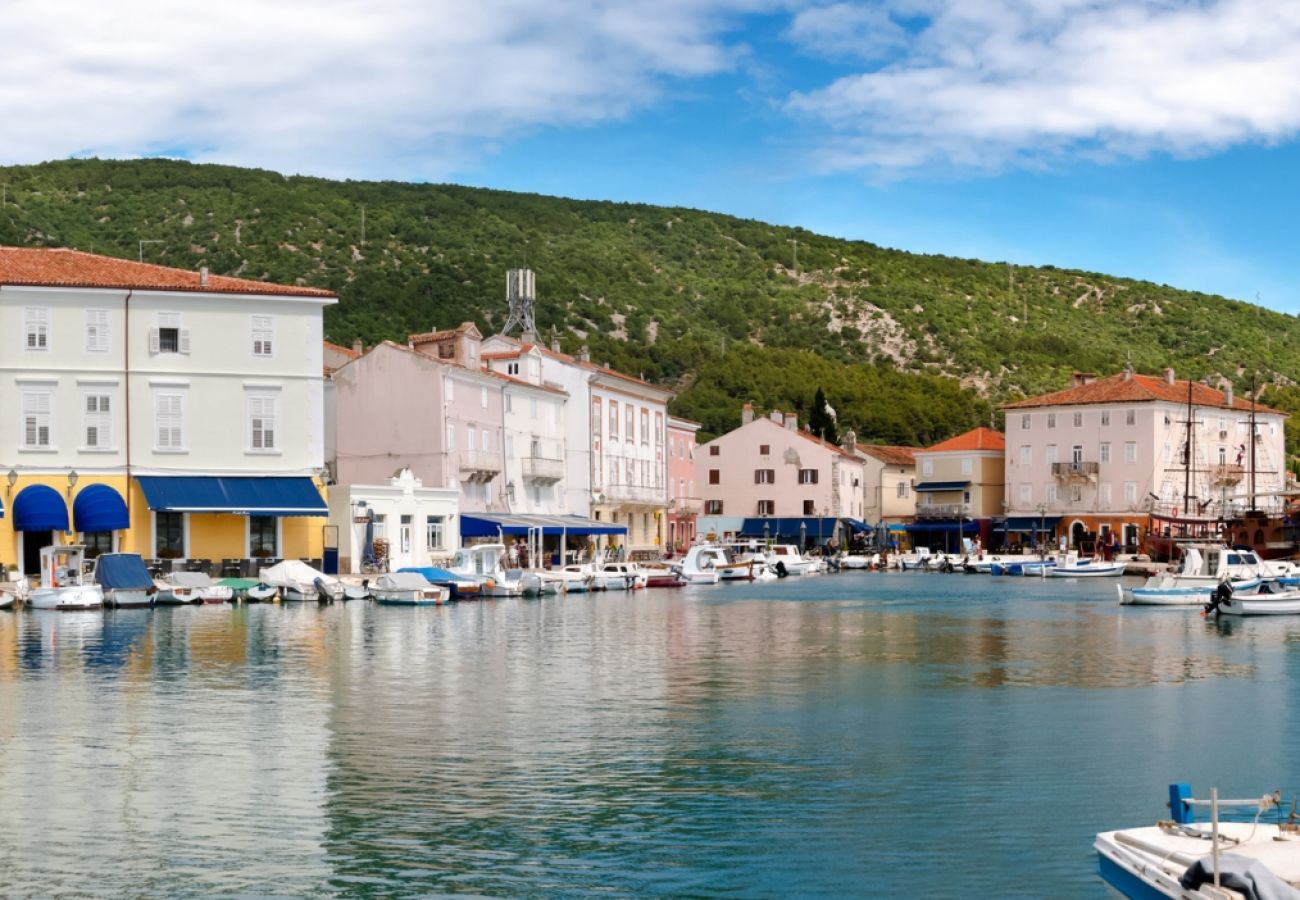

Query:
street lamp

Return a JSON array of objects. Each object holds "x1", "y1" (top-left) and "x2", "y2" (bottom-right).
[
  {"x1": 799, "y1": 520, "x2": 807, "y2": 551},
  {"x1": 1037, "y1": 503, "x2": 1047, "y2": 560},
  {"x1": 763, "y1": 521, "x2": 770, "y2": 547}
]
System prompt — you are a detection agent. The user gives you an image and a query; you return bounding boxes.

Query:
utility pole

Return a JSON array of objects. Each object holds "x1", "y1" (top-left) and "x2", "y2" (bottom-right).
[{"x1": 138, "y1": 240, "x2": 163, "y2": 262}]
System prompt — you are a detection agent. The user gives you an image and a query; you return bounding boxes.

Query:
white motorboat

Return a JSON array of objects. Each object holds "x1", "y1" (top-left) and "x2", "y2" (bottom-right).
[
  {"x1": 0, "y1": 590, "x2": 14, "y2": 610},
  {"x1": 677, "y1": 546, "x2": 722, "y2": 584},
  {"x1": 26, "y1": 546, "x2": 104, "y2": 610},
  {"x1": 155, "y1": 570, "x2": 234, "y2": 605},
  {"x1": 594, "y1": 562, "x2": 648, "y2": 590},
  {"x1": 1123, "y1": 544, "x2": 1275, "y2": 605},
  {"x1": 552, "y1": 563, "x2": 596, "y2": 592},
  {"x1": 94, "y1": 553, "x2": 157, "y2": 608},
  {"x1": 1204, "y1": 579, "x2": 1300, "y2": 616},
  {"x1": 1047, "y1": 557, "x2": 1127, "y2": 578},
  {"x1": 766, "y1": 544, "x2": 816, "y2": 576},
  {"x1": 258, "y1": 559, "x2": 345, "y2": 602},
  {"x1": 447, "y1": 544, "x2": 524, "y2": 597},
  {"x1": 1096, "y1": 782, "x2": 1300, "y2": 898},
  {"x1": 372, "y1": 571, "x2": 448, "y2": 605}
]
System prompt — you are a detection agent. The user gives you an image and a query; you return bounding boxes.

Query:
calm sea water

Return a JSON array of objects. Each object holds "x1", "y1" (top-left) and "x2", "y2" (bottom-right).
[{"x1": 2, "y1": 572, "x2": 1298, "y2": 897}]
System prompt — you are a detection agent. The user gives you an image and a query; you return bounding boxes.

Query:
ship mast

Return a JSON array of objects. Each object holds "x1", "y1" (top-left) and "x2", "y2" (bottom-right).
[
  {"x1": 1183, "y1": 377, "x2": 1195, "y2": 517},
  {"x1": 1249, "y1": 375, "x2": 1258, "y2": 515}
]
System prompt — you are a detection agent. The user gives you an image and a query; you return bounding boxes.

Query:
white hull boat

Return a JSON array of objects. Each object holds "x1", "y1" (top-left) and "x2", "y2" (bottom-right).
[
  {"x1": 677, "y1": 545, "x2": 724, "y2": 584},
  {"x1": 1206, "y1": 581, "x2": 1300, "y2": 616},
  {"x1": 156, "y1": 570, "x2": 233, "y2": 605},
  {"x1": 27, "y1": 546, "x2": 103, "y2": 610},
  {"x1": 372, "y1": 572, "x2": 448, "y2": 606},
  {"x1": 29, "y1": 584, "x2": 104, "y2": 610},
  {"x1": 447, "y1": 544, "x2": 524, "y2": 597},
  {"x1": 0, "y1": 591, "x2": 13, "y2": 610},
  {"x1": 95, "y1": 553, "x2": 159, "y2": 609},
  {"x1": 1096, "y1": 782, "x2": 1300, "y2": 899},
  {"x1": 594, "y1": 562, "x2": 648, "y2": 590},
  {"x1": 259, "y1": 560, "x2": 344, "y2": 602},
  {"x1": 553, "y1": 564, "x2": 596, "y2": 592},
  {"x1": 1047, "y1": 559, "x2": 1127, "y2": 578},
  {"x1": 1122, "y1": 544, "x2": 1276, "y2": 604}
]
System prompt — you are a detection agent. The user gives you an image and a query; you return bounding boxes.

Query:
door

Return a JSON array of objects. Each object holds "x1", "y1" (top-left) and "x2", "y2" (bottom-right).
[{"x1": 22, "y1": 530, "x2": 53, "y2": 578}]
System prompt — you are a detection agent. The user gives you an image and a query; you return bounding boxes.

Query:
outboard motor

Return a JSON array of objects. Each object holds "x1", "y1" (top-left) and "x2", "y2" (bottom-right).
[
  {"x1": 314, "y1": 576, "x2": 333, "y2": 604},
  {"x1": 1203, "y1": 580, "x2": 1233, "y2": 617},
  {"x1": 773, "y1": 560, "x2": 789, "y2": 578}
]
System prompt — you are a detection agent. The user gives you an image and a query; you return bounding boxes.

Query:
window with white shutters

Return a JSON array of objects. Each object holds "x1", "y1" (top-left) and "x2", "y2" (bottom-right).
[
  {"x1": 24, "y1": 308, "x2": 49, "y2": 351},
  {"x1": 83, "y1": 393, "x2": 112, "y2": 449},
  {"x1": 155, "y1": 392, "x2": 184, "y2": 450},
  {"x1": 151, "y1": 312, "x2": 189, "y2": 355},
  {"x1": 85, "y1": 309, "x2": 110, "y2": 353},
  {"x1": 21, "y1": 391, "x2": 52, "y2": 448},
  {"x1": 251, "y1": 315, "x2": 274, "y2": 357},
  {"x1": 248, "y1": 394, "x2": 277, "y2": 450}
]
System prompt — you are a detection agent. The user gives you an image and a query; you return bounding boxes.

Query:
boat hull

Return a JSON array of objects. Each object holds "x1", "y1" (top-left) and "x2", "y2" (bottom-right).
[
  {"x1": 28, "y1": 585, "x2": 104, "y2": 610},
  {"x1": 374, "y1": 588, "x2": 447, "y2": 606},
  {"x1": 103, "y1": 589, "x2": 154, "y2": 608}
]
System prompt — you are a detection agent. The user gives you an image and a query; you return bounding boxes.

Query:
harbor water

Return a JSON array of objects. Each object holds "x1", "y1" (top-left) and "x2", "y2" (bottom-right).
[{"x1": 2, "y1": 571, "x2": 1298, "y2": 897}]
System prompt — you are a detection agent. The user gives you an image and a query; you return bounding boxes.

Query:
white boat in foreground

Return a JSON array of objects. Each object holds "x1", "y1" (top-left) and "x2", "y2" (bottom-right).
[
  {"x1": 1047, "y1": 557, "x2": 1126, "y2": 578},
  {"x1": 26, "y1": 546, "x2": 104, "y2": 610},
  {"x1": 1122, "y1": 545, "x2": 1274, "y2": 605},
  {"x1": 94, "y1": 553, "x2": 157, "y2": 608},
  {"x1": 677, "y1": 546, "x2": 722, "y2": 584},
  {"x1": 594, "y1": 562, "x2": 648, "y2": 590},
  {"x1": 1204, "y1": 580, "x2": 1300, "y2": 617},
  {"x1": 372, "y1": 571, "x2": 448, "y2": 605},
  {"x1": 156, "y1": 570, "x2": 233, "y2": 605},
  {"x1": 1096, "y1": 782, "x2": 1300, "y2": 899},
  {"x1": 258, "y1": 560, "x2": 344, "y2": 602},
  {"x1": 447, "y1": 544, "x2": 524, "y2": 597}
]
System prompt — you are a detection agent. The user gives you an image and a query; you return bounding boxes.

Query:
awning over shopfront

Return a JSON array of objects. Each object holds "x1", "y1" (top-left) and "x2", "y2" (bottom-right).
[
  {"x1": 738, "y1": 517, "x2": 842, "y2": 539},
  {"x1": 904, "y1": 521, "x2": 979, "y2": 533},
  {"x1": 13, "y1": 484, "x2": 69, "y2": 531},
  {"x1": 1001, "y1": 515, "x2": 1062, "y2": 533},
  {"x1": 136, "y1": 476, "x2": 328, "y2": 516},
  {"x1": 72, "y1": 485, "x2": 129, "y2": 532},
  {"x1": 459, "y1": 513, "x2": 628, "y2": 538},
  {"x1": 842, "y1": 518, "x2": 869, "y2": 533},
  {"x1": 913, "y1": 481, "x2": 971, "y2": 492}
]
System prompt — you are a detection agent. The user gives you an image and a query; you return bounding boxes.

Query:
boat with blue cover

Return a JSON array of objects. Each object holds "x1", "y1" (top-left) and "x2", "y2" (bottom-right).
[{"x1": 93, "y1": 553, "x2": 156, "y2": 608}]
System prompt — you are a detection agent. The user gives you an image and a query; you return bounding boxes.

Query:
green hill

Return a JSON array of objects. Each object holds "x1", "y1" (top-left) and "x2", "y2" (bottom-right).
[{"x1": 2, "y1": 157, "x2": 1297, "y2": 446}]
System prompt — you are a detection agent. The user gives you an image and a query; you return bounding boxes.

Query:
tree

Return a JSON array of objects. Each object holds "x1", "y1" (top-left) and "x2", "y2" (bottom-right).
[{"x1": 808, "y1": 387, "x2": 837, "y2": 444}]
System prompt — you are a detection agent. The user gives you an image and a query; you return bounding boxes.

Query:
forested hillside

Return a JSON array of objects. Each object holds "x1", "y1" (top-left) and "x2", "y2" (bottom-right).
[{"x1": 2, "y1": 158, "x2": 1297, "y2": 444}]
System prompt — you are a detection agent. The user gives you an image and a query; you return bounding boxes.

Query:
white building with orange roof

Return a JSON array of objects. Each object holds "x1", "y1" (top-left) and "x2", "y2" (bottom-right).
[
  {"x1": 908, "y1": 427, "x2": 1005, "y2": 553},
  {"x1": 695, "y1": 404, "x2": 867, "y2": 549},
  {"x1": 1000, "y1": 369, "x2": 1289, "y2": 556},
  {"x1": 855, "y1": 443, "x2": 919, "y2": 530},
  {"x1": 0, "y1": 246, "x2": 335, "y2": 578}
]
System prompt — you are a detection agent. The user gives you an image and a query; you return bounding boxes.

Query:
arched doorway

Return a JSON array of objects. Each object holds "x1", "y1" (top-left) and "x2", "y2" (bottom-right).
[
  {"x1": 13, "y1": 484, "x2": 70, "y2": 577},
  {"x1": 1071, "y1": 520, "x2": 1087, "y2": 551}
]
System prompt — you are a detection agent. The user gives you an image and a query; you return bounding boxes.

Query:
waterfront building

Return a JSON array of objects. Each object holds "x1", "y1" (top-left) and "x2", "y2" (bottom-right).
[
  {"x1": 481, "y1": 343, "x2": 569, "y2": 515},
  {"x1": 0, "y1": 247, "x2": 335, "y2": 577},
  {"x1": 325, "y1": 467, "x2": 459, "y2": 574},
  {"x1": 666, "y1": 416, "x2": 702, "y2": 554},
  {"x1": 854, "y1": 443, "x2": 919, "y2": 543},
  {"x1": 909, "y1": 427, "x2": 1005, "y2": 553},
  {"x1": 696, "y1": 404, "x2": 867, "y2": 549},
  {"x1": 1000, "y1": 369, "x2": 1288, "y2": 554}
]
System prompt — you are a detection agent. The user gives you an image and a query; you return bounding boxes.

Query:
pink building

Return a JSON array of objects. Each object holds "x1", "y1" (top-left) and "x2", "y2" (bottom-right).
[
  {"x1": 666, "y1": 416, "x2": 701, "y2": 553},
  {"x1": 697, "y1": 405, "x2": 866, "y2": 548}
]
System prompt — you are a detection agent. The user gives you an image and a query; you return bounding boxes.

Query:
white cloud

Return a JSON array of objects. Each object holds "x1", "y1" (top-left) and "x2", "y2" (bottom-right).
[
  {"x1": 786, "y1": 0, "x2": 1300, "y2": 174},
  {"x1": 0, "y1": 0, "x2": 773, "y2": 179},
  {"x1": 785, "y1": 2, "x2": 908, "y2": 61}
]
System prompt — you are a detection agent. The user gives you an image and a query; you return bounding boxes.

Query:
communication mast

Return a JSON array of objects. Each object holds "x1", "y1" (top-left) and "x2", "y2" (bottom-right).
[{"x1": 502, "y1": 268, "x2": 537, "y2": 342}]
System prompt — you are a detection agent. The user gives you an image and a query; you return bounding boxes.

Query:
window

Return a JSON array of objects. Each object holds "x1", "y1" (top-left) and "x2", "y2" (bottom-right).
[
  {"x1": 83, "y1": 393, "x2": 112, "y2": 449},
  {"x1": 1100, "y1": 482, "x2": 1112, "y2": 509},
  {"x1": 248, "y1": 393, "x2": 277, "y2": 451},
  {"x1": 1019, "y1": 445, "x2": 1031, "y2": 465},
  {"x1": 1101, "y1": 411, "x2": 1110, "y2": 426},
  {"x1": 85, "y1": 309, "x2": 109, "y2": 353},
  {"x1": 1070, "y1": 484, "x2": 1083, "y2": 502},
  {"x1": 641, "y1": 409, "x2": 649, "y2": 445},
  {"x1": 759, "y1": 444, "x2": 770, "y2": 456},
  {"x1": 803, "y1": 499, "x2": 816, "y2": 515},
  {"x1": 1021, "y1": 414, "x2": 1031, "y2": 430},
  {"x1": 1019, "y1": 483, "x2": 1032, "y2": 505},
  {"x1": 609, "y1": 400, "x2": 619, "y2": 439},
  {"x1": 530, "y1": 397, "x2": 538, "y2": 418},
  {"x1": 1125, "y1": 409, "x2": 1135, "y2": 425},
  {"x1": 1046, "y1": 444, "x2": 1058, "y2": 465},
  {"x1": 1045, "y1": 483, "x2": 1057, "y2": 504},
  {"x1": 505, "y1": 394, "x2": 513, "y2": 413},
  {"x1": 446, "y1": 378, "x2": 455, "y2": 402},
  {"x1": 1100, "y1": 443, "x2": 1111, "y2": 464},
  {"x1": 151, "y1": 312, "x2": 188, "y2": 354},
  {"x1": 249, "y1": 516, "x2": 277, "y2": 557},
  {"x1": 155, "y1": 392, "x2": 184, "y2": 450},
  {"x1": 507, "y1": 361, "x2": 520, "y2": 376},
  {"x1": 592, "y1": 397, "x2": 602, "y2": 437},
  {"x1": 400, "y1": 515, "x2": 413, "y2": 554},
  {"x1": 654, "y1": 412, "x2": 663, "y2": 446},
  {"x1": 506, "y1": 436, "x2": 514, "y2": 458},
  {"x1": 1124, "y1": 482, "x2": 1137, "y2": 507},
  {"x1": 625, "y1": 404, "x2": 635, "y2": 442},
  {"x1": 754, "y1": 469, "x2": 775, "y2": 484},
  {"x1": 82, "y1": 531, "x2": 113, "y2": 559},
  {"x1": 709, "y1": 445, "x2": 719, "y2": 456},
  {"x1": 1124, "y1": 442, "x2": 1137, "y2": 464},
  {"x1": 757, "y1": 499, "x2": 775, "y2": 515},
  {"x1": 481, "y1": 429, "x2": 490, "y2": 452},
  {"x1": 798, "y1": 468, "x2": 819, "y2": 484},
  {"x1": 467, "y1": 427, "x2": 476, "y2": 452},
  {"x1": 251, "y1": 315, "x2": 274, "y2": 357},
  {"x1": 704, "y1": 499, "x2": 724, "y2": 515},
  {"x1": 156, "y1": 512, "x2": 184, "y2": 556},
  {"x1": 446, "y1": 422, "x2": 456, "y2": 451},
  {"x1": 708, "y1": 469, "x2": 720, "y2": 485},
  {"x1": 1071, "y1": 444, "x2": 1084, "y2": 464},
  {"x1": 897, "y1": 482, "x2": 909, "y2": 499},
  {"x1": 921, "y1": 459, "x2": 934, "y2": 476},
  {"x1": 1046, "y1": 413, "x2": 1056, "y2": 429},
  {"x1": 427, "y1": 516, "x2": 446, "y2": 550},
  {"x1": 21, "y1": 390, "x2": 52, "y2": 449},
  {"x1": 372, "y1": 513, "x2": 387, "y2": 540},
  {"x1": 24, "y1": 307, "x2": 49, "y2": 351},
  {"x1": 961, "y1": 457, "x2": 972, "y2": 475}
]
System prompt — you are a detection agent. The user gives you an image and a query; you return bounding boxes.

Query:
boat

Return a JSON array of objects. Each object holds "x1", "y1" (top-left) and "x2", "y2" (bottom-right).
[
  {"x1": 1204, "y1": 579, "x2": 1300, "y2": 617},
  {"x1": 245, "y1": 582, "x2": 280, "y2": 602},
  {"x1": 1122, "y1": 544, "x2": 1274, "y2": 605},
  {"x1": 991, "y1": 557, "x2": 1058, "y2": 576},
  {"x1": 551, "y1": 563, "x2": 597, "y2": 592},
  {"x1": 342, "y1": 581, "x2": 373, "y2": 601},
  {"x1": 0, "y1": 590, "x2": 14, "y2": 610},
  {"x1": 25, "y1": 546, "x2": 104, "y2": 610},
  {"x1": 1096, "y1": 782, "x2": 1300, "y2": 898},
  {"x1": 447, "y1": 544, "x2": 524, "y2": 597},
  {"x1": 91, "y1": 553, "x2": 156, "y2": 608},
  {"x1": 372, "y1": 571, "x2": 448, "y2": 605},
  {"x1": 1046, "y1": 557, "x2": 1127, "y2": 577},
  {"x1": 258, "y1": 559, "x2": 345, "y2": 602},
  {"x1": 216, "y1": 577, "x2": 263, "y2": 602},
  {"x1": 397, "y1": 566, "x2": 483, "y2": 600},
  {"x1": 676, "y1": 545, "x2": 722, "y2": 584},
  {"x1": 765, "y1": 544, "x2": 816, "y2": 576},
  {"x1": 642, "y1": 563, "x2": 686, "y2": 588},
  {"x1": 593, "y1": 562, "x2": 648, "y2": 590},
  {"x1": 156, "y1": 570, "x2": 233, "y2": 605}
]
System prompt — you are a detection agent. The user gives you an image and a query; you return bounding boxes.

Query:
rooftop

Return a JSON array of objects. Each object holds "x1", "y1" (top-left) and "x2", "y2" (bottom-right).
[
  {"x1": 922, "y1": 427, "x2": 1006, "y2": 454},
  {"x1": 1001, "y1": 371, "x2": 1283, "y2": 415},
  {"x1": 856, "y1": 444, "x2": 918, "y2": 466}
]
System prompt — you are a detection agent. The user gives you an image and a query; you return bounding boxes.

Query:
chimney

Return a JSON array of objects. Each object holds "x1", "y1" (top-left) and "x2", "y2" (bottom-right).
[
  {"x1": 784, "y1": 413, "x2": 798, "y2": 432},
  {"x1": 769, "y1": 410, "x2": 783, "y2": 425},
  {"x1": 199, "y1": 266, "x2": 209, "y2": 287},
  {"x1": 551, "y1": 335, "x2": 561, "y2": 353},
  {"x1": 1072, "y1": 371, "x2": 1097, "y2": 387},
  {"x1": 1225, "y1": 383, "x2": 1234, "y2": 406},
  {"x1": 841, "y1": 429, "x2": 857, "y2": 452},
  {"x1": 352, "y1": 338, "x2": 363, "y2": 355},
  {"x1": 742, "y1": 403, "x2": 754, "y2": 425},
  {"x1": 578, "y1": 345, "x2": 590, "y2": 364},
  {"x1": 1163, "y1": 367, "x2": 1175, "y2": 385}
]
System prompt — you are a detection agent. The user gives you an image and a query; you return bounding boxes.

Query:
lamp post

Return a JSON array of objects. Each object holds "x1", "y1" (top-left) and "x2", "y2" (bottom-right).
[
  {"x1": 1037, "y1": 503, "x2": 1047, "y2": 560},
  {"x1": 763, "y1": 520, "x2": 770, "y2": 548},
  {"x1": 799, "y1": 520, "x2": 807, "y2": 552}
]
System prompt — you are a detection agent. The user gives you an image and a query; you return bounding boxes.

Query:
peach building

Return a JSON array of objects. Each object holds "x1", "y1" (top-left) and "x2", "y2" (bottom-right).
[
  {"x1": 666, "y1": 416, "x2": 701, "y2": 553},
  {"x1": 856, "y1": 444, "x2": 919, "y2": 531},
  {"x1": 909, "y1": 427, "x2": 1005, "y2": 553}
]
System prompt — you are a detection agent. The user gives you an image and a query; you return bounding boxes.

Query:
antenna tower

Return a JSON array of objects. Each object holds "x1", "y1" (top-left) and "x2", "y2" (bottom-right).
[{"x1": 502, "y1": 268, "x2": 537, "y2": 340}]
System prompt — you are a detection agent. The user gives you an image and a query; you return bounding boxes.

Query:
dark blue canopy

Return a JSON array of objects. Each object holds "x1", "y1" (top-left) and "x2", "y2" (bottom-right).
[
  {"x1": 13, "y1": 484, "x2": 69, "y2": 532},
  {"x1": 913, "y1": 481, "x2": 971, "y2": 492},
  {"x1": 73, "y1": 484, "x2": 129, "y2": 532},
  {"x1": 94, "y1": 553, "x2": 154, "y2": 590},
  {"x1": 1002, "y1": 516, "x2": 1062, "y2": 532},
  {"x1": 739, "y1": 517, "x2": 841, "y2": 539},
  {"x1": 137, "y1": 476, "x2": 327, "y2": 516},
  {"x1": 905, "y1": 521, "x2": 980, "y2": 533},
  {"x1": 459, "y1": 513, "x2": 626, "y2": 537}
]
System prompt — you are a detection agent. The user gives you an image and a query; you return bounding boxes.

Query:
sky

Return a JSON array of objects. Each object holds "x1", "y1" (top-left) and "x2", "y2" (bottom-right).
[{"x1": 4, "y1": 0, "x2": 1300, "y2": 310}]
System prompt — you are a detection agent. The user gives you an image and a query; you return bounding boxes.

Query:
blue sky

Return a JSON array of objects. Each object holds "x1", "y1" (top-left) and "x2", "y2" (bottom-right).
[{"x1": 5, "y1": 0, "x2": 1300, "y2": 310}]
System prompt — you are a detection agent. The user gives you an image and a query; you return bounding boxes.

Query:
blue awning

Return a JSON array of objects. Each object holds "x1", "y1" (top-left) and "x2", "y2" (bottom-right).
[
  {"x1": 913, "y1": 481, "x2": 971, "y2": 492},
  {"x1": 137, "y1": 476, "x2": 327, "y2": 516},
  {"x1": 459, "y1": 513, "x2": 627, "y2": 538},
  {"x1": 843, "y1": 518, "x2": 869, "y2": 533},
  {"x1": 13, "y1": 484, "x2": 69, "y2": 532},
  {"x1": 73, "y1": 484, "x2": 129, "y2": 532},
  {"x1": 738, "y1": 517, "x2": 842, "y2": 539},
  {"x1": 905, "y1": 521, "x2": 979, "y2": 533},
  {"x1": 1003, "y1": 516, "x2": 1062, "y2": 532}
]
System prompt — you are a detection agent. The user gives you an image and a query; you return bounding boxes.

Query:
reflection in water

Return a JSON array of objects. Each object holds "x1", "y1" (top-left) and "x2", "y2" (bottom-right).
[{"x1": 1, "y1": 573, "x2": 1299, "y2": 896}]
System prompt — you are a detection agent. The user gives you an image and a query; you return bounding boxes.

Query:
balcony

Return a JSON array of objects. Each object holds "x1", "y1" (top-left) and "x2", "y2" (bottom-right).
[
  {"x1": 603, "y1": 481, "x2": 665, "y2": 506},
  {"x1": 1210, "y1": 463, "x2": 1245, "y2": 486},
  {"x1": 457, "y1": 450, "x2": 502, "y2": 483},
  {"x1": 1052, "y1": 461, "x2": 1099, "y2": 480},
  {"x1": 668, "y1": 496, "x2": 702, "y2": 516},
  {"x1": 522, "y1": 455, "x2": 564, "y2": 483},
  {"x1": 915, "y1": 502, "x2": 971, "y2": 520}
]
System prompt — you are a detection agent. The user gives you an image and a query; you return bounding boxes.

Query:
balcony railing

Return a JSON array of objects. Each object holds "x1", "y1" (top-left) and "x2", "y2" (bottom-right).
[
  {"x1": 603, "y1": 481, "x2": 666, "y2": 505},
  {"x1": 1210, "y1": 463, "x2": 1245, "y2": 485},
  {"x1": 1052, "y1": 461, "x2": 1099, "y2": 479},
  {"x1": 522, "y1": 455, "x2": 564, "y2": 483},
  {"x1": 668, "y1": 496, "x2": 703, "y2": 515},
  {"x1": 915, "y1": 502, "x2": 970, "y2": 519},
  {"x1": 457, "y1": 450, "x2": 502, "y2": 483}
]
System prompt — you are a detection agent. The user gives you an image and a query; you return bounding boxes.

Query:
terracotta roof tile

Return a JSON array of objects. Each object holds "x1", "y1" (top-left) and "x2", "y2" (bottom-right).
[
  {"x1": 1001, "y1": 372, "x2": 1283, "y2": 415},
  {"x1": 923, "y1": 426, "x2": 1005, "y2": 453},
  {"x1": 0, "y1": 246, "x2": 335, "y2": 298},
  {"x1": 323, "y1": 340, "x2": 359, "y2": 359},
  {"x1": 856, "y1": 444, "x2": 918, "y2": 466}
]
